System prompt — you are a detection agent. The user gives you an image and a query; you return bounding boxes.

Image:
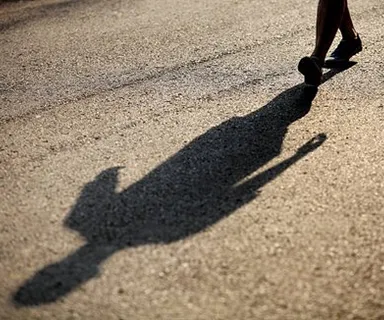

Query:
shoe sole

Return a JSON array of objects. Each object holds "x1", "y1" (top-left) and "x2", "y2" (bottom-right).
[{"x1": 298, "y1": 57, "x2": 322, "y2": 86}]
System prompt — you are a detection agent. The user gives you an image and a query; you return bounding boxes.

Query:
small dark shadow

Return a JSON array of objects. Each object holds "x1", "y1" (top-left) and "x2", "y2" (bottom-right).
[
  {"x1": 12, "y1": 68, "x2": 352, "y2": 306},
  {"x1": 323, "y1": 60, "x2": 357, "y2": 72},
  {"x1": 321, "y1": 61, "x2": 357, "y2": 82}
]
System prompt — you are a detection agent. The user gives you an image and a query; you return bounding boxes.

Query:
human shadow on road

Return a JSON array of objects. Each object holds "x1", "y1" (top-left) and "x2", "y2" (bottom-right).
[{"x1": 13, "y1": 69, "x2": 351, "y2": 306}]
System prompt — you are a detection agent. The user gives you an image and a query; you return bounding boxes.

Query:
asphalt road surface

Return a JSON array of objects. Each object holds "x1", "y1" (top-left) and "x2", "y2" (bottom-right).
[{"x1": 1, "y1": 0, "x2": 383, "y2": 319}]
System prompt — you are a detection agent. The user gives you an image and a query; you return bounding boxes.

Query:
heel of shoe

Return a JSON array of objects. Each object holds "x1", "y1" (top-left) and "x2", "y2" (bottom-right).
[{"x1": 298, "y1": 57, "x2": 322, "y2": 86}]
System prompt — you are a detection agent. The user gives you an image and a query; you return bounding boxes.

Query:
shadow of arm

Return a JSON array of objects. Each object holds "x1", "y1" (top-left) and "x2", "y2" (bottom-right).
[{"x1": 233, "y1": 134, "x2": 327, "y2": 198}]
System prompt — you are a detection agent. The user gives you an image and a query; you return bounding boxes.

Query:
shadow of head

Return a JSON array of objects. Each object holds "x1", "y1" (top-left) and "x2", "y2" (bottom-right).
[{"x1": 13, "y1": 83, "x2": 325, "y2": 306}]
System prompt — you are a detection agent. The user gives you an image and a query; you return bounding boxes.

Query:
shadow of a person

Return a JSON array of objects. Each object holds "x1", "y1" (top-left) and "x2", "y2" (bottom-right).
[{"x1": 13, "y1": 80, "x2": 332, "y2": 306}]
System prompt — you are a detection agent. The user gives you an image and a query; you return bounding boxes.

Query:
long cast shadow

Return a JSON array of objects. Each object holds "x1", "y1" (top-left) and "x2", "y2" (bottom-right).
[{"x1": 13, "y1": 68, "x2": 352, "y2": 306}]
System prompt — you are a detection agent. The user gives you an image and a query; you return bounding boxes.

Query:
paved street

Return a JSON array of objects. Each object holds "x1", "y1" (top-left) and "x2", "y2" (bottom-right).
[{"x1": 1, "y1": 0, "x2": 383, "y2": 319}]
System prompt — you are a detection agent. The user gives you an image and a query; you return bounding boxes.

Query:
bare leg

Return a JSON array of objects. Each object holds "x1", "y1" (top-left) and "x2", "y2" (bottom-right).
[
  {"x1": 311, "y1": 0, "x2": 346, "y2": 63},
  {"x1": 339, "y1": 3, "x2": 358, "y2": 40}
]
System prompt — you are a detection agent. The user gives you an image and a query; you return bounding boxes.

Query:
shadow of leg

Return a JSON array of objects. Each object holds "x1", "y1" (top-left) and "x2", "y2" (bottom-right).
[{"x1": 321, "y1": 61, "x2": 357, "y2": 83}]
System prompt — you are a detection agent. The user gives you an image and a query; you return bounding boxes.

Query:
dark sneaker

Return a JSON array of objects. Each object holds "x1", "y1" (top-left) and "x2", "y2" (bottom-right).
[
  {"x1": 324, "y1": 35, "x2": 362, "y2": 68},
  {"x1": 298, "y1": 56, "x2": 323, "y2": 87}
]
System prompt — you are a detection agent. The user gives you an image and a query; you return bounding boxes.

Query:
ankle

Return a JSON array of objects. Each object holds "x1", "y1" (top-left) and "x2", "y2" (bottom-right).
[
  {"x1": 310, "y1": 54, "x2": 325, "y2": 66},
  {"x1": 341, "y1": 30, "x2": 359, "y2": 41}
]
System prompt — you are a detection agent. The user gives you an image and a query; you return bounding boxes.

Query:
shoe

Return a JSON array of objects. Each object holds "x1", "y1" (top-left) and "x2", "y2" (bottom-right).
[
  {"x1": 324, "y1": 35, "x2": 362, "y2": 68},
  {"x1": 298, "y1": 56, "x2": 323, "y2": 87}
]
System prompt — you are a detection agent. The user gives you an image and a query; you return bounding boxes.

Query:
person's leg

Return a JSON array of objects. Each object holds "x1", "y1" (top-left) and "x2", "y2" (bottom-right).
[
  {"x1": 339, "y1": 3, "x2": 359, "y2": 40},
  {"x1": 298, "y1": 0, "x2": 346, "y2": 86},
  {"x1": 325, "y1": 0, "x2": 362, "y2": 67},
  {"x1": 311, "y1": 0, "x2": 346, "y2": 63}
]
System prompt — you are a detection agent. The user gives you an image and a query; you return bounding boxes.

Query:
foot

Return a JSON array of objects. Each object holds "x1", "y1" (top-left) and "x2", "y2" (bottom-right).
[
  {"x1": 324, "y1": 35, "x2": 362, "y2": 68},
  {"x1": 298, "y1": 56, "x2": 323, "y2": 87}
]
